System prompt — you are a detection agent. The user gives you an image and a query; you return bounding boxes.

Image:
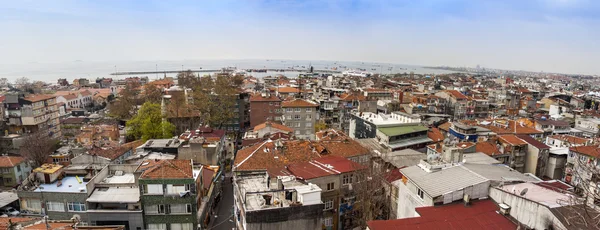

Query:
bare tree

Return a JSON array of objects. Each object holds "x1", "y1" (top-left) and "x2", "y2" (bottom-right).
[
  {"x1": 177, "y1": 70, "x2": 199, "y2": 89},
  {"x1": 342, "y1": 161, "x2": 390, "y2": 229},
  {"x1": 19, "y1": 131, "x2": 57, "y2": 168},
  {"x1": 192, "y1": 74, "x2": 238, "y2": 129},
  {"x1": 554, "y1": 149, "x2": 600, "y2": 230},
  {"x1": 108, "y1": 81, "x2": 141, "y2": 120}
]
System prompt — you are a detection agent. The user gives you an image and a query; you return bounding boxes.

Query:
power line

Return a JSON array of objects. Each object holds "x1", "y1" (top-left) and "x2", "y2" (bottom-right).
[{"x1": 207, "y1": 213, "x2": 234, "y2": 230}]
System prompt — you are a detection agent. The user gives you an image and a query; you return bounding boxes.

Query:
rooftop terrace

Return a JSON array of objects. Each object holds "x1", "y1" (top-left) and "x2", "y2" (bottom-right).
[{"x1": 35, "y1": 176, "x2": 87, "y2": 193}]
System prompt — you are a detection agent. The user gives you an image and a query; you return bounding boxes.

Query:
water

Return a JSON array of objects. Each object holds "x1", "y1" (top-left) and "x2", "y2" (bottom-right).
[{"x1": 0, "y1": 59, "x2": 458, "y2": 82}]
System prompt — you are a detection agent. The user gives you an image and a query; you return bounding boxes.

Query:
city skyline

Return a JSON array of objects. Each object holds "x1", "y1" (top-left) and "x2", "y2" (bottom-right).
[{"x1": 1, "y1": 0, "x2": 599, "y2": 75}]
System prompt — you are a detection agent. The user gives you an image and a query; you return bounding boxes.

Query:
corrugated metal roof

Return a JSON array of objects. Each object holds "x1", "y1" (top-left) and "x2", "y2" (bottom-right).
[
  {"x1": 462, "y1": 163, "x2": 539, "y2": 182},
  {"x1": 400, "y1": 165, "x2": 488, "y2": 197}
]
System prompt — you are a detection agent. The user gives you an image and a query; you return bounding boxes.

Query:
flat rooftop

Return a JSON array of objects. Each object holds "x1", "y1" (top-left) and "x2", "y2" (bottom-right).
[
  {"x1": 35, "y1": 176, "x2": 87, "y2": 193},
  {"x1": 140, "y1": 139, "x2": 183, "y2": 149},
  {"x1": 354, "y1": 112, "x2": 404, "y2": 126},
  {"x1": 100, "y1": 173, "x2": 135, "y2": 184},
  {"x1": 498, "y1": 182, "x2": 569, "y2": 208},
  {"x1": 87, "y1": 187, "x2": 139, "y2": 203}
]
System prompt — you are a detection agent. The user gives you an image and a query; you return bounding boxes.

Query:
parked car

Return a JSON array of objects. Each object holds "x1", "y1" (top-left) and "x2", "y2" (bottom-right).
[{"x1": 1, "y1": 207, "x2": 20, "y2": 216}]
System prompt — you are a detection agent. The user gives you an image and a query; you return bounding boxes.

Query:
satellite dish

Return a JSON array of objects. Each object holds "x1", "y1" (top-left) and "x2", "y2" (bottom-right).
[{"x1": 520, "y1": 188, "x2": 529, "y2": 196}]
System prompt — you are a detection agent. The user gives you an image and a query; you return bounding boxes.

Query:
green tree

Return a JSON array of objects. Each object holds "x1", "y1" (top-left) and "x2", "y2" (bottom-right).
[
  {"x1": 126, "y1": 102, "x2": 176, "y2": 141},
  {"x1": 314, "y1": 121, "x2": 328, "y2": 132}
]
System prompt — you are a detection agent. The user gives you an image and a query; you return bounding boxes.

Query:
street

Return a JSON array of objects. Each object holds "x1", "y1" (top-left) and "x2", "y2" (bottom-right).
[{"x1": 208, "y1": 173, "x2": 235, "y2": 230}]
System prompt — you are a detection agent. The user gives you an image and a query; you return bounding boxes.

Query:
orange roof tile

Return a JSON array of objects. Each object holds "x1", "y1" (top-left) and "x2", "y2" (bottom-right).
[
  {"x1": 253, "y1": 122, "x2": 294, "y2": 133},
  {"x1": 316, "y1": 129, "x2": 347, "y2": 141},
  {"x1": 317, "y1": 139, "x2": 370, "y2": 158},
  {"x1": 24, "y1": 94, "x2": 55, "y2": 102},
  {"x1": 438, "y1": 122, "x2": 452, "y2": 132},
  {"x1": 277, "y1": 87, "x2": 301, "y2": 93},
  {"x1": 446, "y1": 90, "x2": 467, "y2": 100},
  {"x1": 249, "y1": 93, "x2": 281, "y2": 102},
  {"x1": 570, "y1": 145, "x2": 600, "y2": 158},
  {"x1": 476, "y1": 141, "x2": 503, "y2": 156},
  {"x1": 234, "y1": 140, "x2": 321, "y2": 171},
  {"x1": 499, "y1": 135, "x2": 527, "y2": 146},
  {"x1": 138, "y1": 159, "x2": 193, "y2": 179},
  {"x1": 550, "y1": 135, "x2": 590, "y2": 145},
  {"x1": 0, "y1": 217, "x2": 38, "y2": 229},
  {"x1": 428, "y1": 128, "x2": 444, "y2": 142},
  {"x1": 281, "y1": 99, "x2": 318, "y2": 108},
  {"x1": 0, "y1": 156, "x2": 25, "y2": 168}
]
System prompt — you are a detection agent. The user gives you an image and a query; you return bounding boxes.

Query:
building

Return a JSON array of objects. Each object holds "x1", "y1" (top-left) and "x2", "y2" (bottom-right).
[
  {"x1": 573, "y1": 116, "x2": 600, "y2": 137},
  {"x1": 367, "y1": 199, "x2": 516, "y2": 230},
  {"x1": 0, "y1": 155, "x2": 31, "y2": 188},
  {"x1": 87, "y1": 146, "x2": 135, "y2": 165},
  {"x1": 249, "y1": 92, "x2": 282, "y2": 127},
  {"x1": 55, "y1": 90, "x2": 93, "y2": 110},
  {"x1": 546, "y1": 134, "x2": 592, "y2": 148},
  {"x1": 498, "y1": 135, "x2": 528, "y2": 172},
  {"x1": 243, "y1": 122, "x2": 293, "y2": 140},
  {"x1": 4, "y1": 93, "x2": 61, "y2": 138},
  {"x1": 434, "y1": 90, "x2": 469, "y2": 120},
  {"x1": 285, "y1": 156, "x2": 365, "y2": 230},
  {"x1": 534, "y1": 118, "x2": 571, "y2": 136},
  {"x1": 86, "y1": 164, "x2": 143, "y2": 229},
  {"x1": 17, "y1": 164, "x2": 91, "y2": 223},
  {"x1": 349, "y1": 112, "x2": 421, "y2": 140},
  {"x1": 76, "y1": 124, "x2": 120, "y2": 147},
  {"x1": 281, "y1": 99, "x2": 319, "y2": 140},
  {"x1": 136, "y1": 159, "x2": 199, "y2": 230},
  {"x1": 233, "y1": 172, "x2": 324, "y2": 230},
  {"x1": 376, "y1": 124, "x2": 431, "y2": 151},
  {"x1": 72, "y1": 78, "x2": 90, "y2": 87},
  {"x1": 518, "y1": 134, "x2": 551, "y2": 178}
]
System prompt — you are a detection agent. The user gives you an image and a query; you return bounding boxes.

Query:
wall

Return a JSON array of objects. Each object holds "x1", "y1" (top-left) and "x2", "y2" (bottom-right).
[
  {"x1": 489, "y1": 187, "x2": 566, "y2": 230},
  {"x1": 88, "y1": 211, "x2": 143, "y2": 230},
  {"x1": 18, "y1": 191, "x2": 90, "y2": 223},
  {"x1": 244, "y1": 203, "x2": 324, "y2": 230},
  {"x1": 139, "y1": 178, "x2": 198, "y2": 228},
  {"x1": 524, "y1": 146, "x2": 541, "y2": 176},
  {"x1": 394, "y1": 181, "x2": 426, "y2": 219},
  {"x1": 282, "y1": 108, "x2": 316, "y2": 140},
  {"x1": 250, "y1": 101, "x2": 282, "y2": 128},
  {"x1": 546, "y1": 155, "x2": 566, "y2": 180}
]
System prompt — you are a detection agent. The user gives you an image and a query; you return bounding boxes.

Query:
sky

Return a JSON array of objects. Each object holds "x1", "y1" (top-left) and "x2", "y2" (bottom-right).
[{"x1": 0, "y1": 0, "x2": 599, "y2": 75}]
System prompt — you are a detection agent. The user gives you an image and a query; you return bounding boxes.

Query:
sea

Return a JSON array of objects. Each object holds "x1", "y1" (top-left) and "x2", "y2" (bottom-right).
[{"x1": 0, "y1": 59, "x2": 458, "y2": 82}]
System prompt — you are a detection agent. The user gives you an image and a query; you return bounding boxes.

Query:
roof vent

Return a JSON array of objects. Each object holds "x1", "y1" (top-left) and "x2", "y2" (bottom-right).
[{"x1": 498, "y1": 203, "x2": 510, "y2": 215}]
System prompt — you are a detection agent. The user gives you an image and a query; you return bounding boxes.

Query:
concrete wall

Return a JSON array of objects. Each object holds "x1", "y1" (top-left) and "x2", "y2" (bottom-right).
[
  {"x1": 489, "y1": 187, "x2": 566, "y2": 230},
  {"x1": 282, "y1": 108, "x2": 317, "y2": 140},
  {"x1": 394, "y1": 181, "x2": 426, "y2": 219},
  {"x1": 18, "y1": 191, "x2": 90, "y2": 224},
  {"x1": 88, "y1": 211, "x2": 143, "y2": 230},
  {"x1": 244, "y1": 203, "x2": 324, "y2": 230},
  {"x1": 546, "y1": 155, "x2": 566, "y2": 180},
  {"x1": 524, "y1": 146, "x2": 548, "y2": 177}
]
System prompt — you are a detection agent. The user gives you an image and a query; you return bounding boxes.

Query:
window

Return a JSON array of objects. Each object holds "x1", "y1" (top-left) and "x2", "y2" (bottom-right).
[
  {"x1": 274, "y1": 116, "x2": 281, "y2": 121},
  {"x1": 145, "y1": 205, "x2": 165, "y2": 214},
  {"x1": 306, "y1": 108, "x2": 312, "y2": 112},
  {"x1": 294, "y1": 115, "x2": 301, "y2": 120},
  {"x1": 323, "y1": 217, "x2": 333, "y2": 227},
  {"x1": 269, "y1": 102, "x2": 273, "y2": 106},
  {"x1": 342, "y1": 174, "x2": 353, "y2": 185},
  {"x1": 286, "y1": 108, "x2": 293, "y2": 112},
  {"x1": 167, "y1": 184, "x2": 190, "y2": 195},
  {"x1": 4, "y1": 178, "x2": 12, "y2": 184},
  {"x1": 145, "y1": 184, "x2": 163, "y2": 195},
  {"x1": 0, "y1": 168, "x2": 10, "y2": 174},
  {"x1": 47, "y1": 201, "x2": 65, "y2": 212},
  {"x1": 324, "y1": 200, "x2": 333, "y2": 210},
  {"x1": 295, "y1": 123, "x2": 301, "y2": 128},
  {"x1": 169, "y1": 204, "x2": 192, "y2": 214},
  {"x1": 275, "y1": 102, "x2": 280, "y2": 106},
  {"x1": 17, "y1": 165, "x2": 21, "y2": 172},
  {"x1": 25, "y1": 199, "x2": 41, "y2": 211},
  {"x1": 68, "y1": 202, "x2": 86, "y2": 212},
  {"x1": 306, "y1": 123, "x2": 312, "y2": 128},
  {"x1": 269, "y1": 109, "x2": 272, "y2": 113},
  {"x1": 326, "y1": 182, "x2": 334, "y2": 191},
  {"x1": 286, "y1": 115, "x2": 292, "y2": 120},
  {"x1": 295, "y1": 108, "x2": 301, "y2": 112},
  {"x1": 306, "y1": 114, "x2": 312, "y2": 119},
  {"x1": 295, "y1": 130, "x2": 300, "y2": 135},
  {"x1": 417, "y1": 189, "x2": 425, "y2": 199},
  {"x1": 147, "y1": 224, "x2": 166, "y2": 230},
  {"x1": 170, "y1": 223, "x2": 193, "y2": 230}
]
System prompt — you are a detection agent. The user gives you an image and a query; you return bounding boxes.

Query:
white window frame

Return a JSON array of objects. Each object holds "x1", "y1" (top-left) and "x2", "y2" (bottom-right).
[
  {"x1": 67, "y1": 202, "x2": 86, "y2": 212},
  {"x1": 306, "y1": 123, "x2": 312, "y2": 128},
  {"x1": 169, "y1": 204, "x2": 192, "y2": 214},
  {"x1": 166, "y1": 184, "x2": 189, "y2": 195},
  {"x1": 417, "y1": 188, "x2": 425, "y2": 199},
  {"x1": 294, "y1": 115, "x2": 301, "y2": 120},
  {"x1": 324, "y1": 217, "x2": 333, "y2": 227},
  {"x1": 145, "y1": 184, "x2": 163, "y2": 195},
  {"x1": 170, "y1": 223, "x2": 193, "y2": 230},
  {"x1": 306, "y1": 108, "x2": 312, "y2": 112},
  {"x1": 324, "y1": 200, "x2": 333, "y2": 210},
  {"x1": 295, "y1": 108, "x2": 301, "y2": 112},
  {"x1": 25, "y1": 199, "x2": 42, "y2": 211},
  {"x1": 46, "y1": 201, "x2": 65, "y2": 212},
  {"x1": 286, "y1": 108, "x2": 293, "y2": 112},
  {"x1": 326, "y1": 182, "x2": 334, "y2": 191},
  {"x1": 147, "y1": 224, "x2": 167, "y2": 230},
  {"x1": 342, "y1": 174, "x2": 353, "y2": 185}
]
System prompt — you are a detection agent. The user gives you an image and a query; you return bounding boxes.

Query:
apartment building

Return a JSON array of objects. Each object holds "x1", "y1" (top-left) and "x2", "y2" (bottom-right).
[
  {"x1": 136, "y1": 159, "x2": 199, "y2": 230},
  {"x1": 0, "y1": 155, "x2": 31, "y2": 187},
  {"x1": 281, "y1": 99, "x2": 319, "y2": 140},
  {"x1": 249, "y1": 92, "x2": 282, "y2": 127},
  {"x1": 4, "y1": 93, "x2": 61, "y2": 138}
]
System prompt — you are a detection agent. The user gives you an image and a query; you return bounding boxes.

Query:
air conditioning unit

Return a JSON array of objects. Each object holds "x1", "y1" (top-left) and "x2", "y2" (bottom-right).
[{"x1": 498, "y1": 203, "x2": 510, "y2": 215}]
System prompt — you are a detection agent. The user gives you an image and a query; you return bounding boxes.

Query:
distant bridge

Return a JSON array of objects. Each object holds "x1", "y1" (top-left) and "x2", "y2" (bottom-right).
[{"x1": 110, "y1": 69, "x2": 342, "y2": 76}]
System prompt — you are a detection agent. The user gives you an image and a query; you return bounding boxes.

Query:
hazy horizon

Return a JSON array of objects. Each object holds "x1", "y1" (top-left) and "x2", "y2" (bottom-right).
[{"x1": 1, "y1": 0, "x2": 599, "y2": 75}]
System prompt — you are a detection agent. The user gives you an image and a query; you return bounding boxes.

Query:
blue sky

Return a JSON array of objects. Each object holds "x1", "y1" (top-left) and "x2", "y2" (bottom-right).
[{"x1": 0, "y1": 0, "x2": 599, "y2": 74}]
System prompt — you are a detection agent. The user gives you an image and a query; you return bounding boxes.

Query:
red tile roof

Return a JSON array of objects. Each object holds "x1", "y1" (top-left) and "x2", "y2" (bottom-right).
[
  {"x1": 549, "y1": 135, "x2": 590, "y2": 145},
  {"x1": 138, "y1": 159, "x2": 193, "y2": 179},
  {"x1": 277, "y1": 87, "x2": 301, "y2": 93},
  {"x1": 234, "y1": 140, "x2": 321, "y2": 171},
  {"x1": 340, "y1": 92, "x2": 367, "y2": 101},
  {"x1": 446, "y1": 90, "x2": 467, "y2": 100},
  {"x1": 517, "y1": 135, "x2": 550, "y2": 149},
  {"x1": 202, "y1": 167, "x2": 216, "y2": 190},
  {"x1": 367, "y1": 199, "x2": 516, "y2": 230},
  {"x1": 385, "y1": 169, "x2": 404, "y2": 183},
  {"x1": 253, "y1": 122, "x2": 294, "y2": 133},
  {"x1": 0, "y1": 156, "x2": 25, "y2": 168},
  {"x1": 499, "y1": 135, "x2": 527, "y2": 146},
  {"x1": 23, "y1": 94, "x2": 55, "y2": 102},
  {"x1": 569, "y1": 145, "x2": 600, "y2": 158},
  {"x1": 0, "y1": 217, "x2": 38, "y2": 229},
  {"x1": 287, "y1": 156, "x2": 364, "y2": 180},
  {"x1": 89, "y1": 146, "x2": 132, "y2": 161},
  {"x1": 476, "y1": 141, "x2": 503, "y2": 156},
  {"x1": 281, "y1": 98, "x2": 318, "y2": 108},
  {"x1": 428, "y1": 128, "x2": 444, "y2": 143},
  {"x1": 315, "y1": 129, "x2": 347, "y2": 141}
]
